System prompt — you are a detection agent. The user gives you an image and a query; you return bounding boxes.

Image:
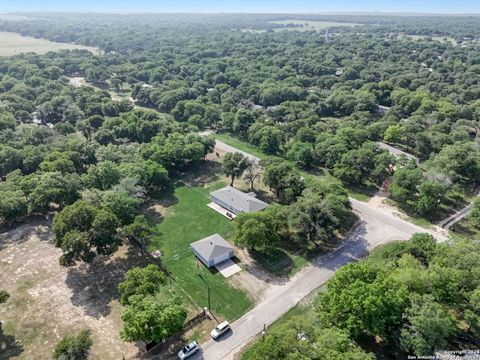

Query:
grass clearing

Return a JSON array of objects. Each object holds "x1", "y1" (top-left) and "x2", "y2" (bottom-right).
[
  {"x1": 398, "y1": 34, "x2": 458, "y2": 45},
  {"x1": 252, "y1": 247, "x2": 309, "y2": 277},
  {"x1": 346, "y1": 182, "x2": 378, "y2": 202},
  {"x1": 148, "y1": 181, "x2": 252, "y2": 321},
  {"x1": 0, "y1": 31, "x2": 99, "y2": 56},
  {"x1": 452, "y1": 216, "x2": 480, "y2": 239},
  {"x1": 269, "y1": 20, "x2": 362, "y2": 31}
]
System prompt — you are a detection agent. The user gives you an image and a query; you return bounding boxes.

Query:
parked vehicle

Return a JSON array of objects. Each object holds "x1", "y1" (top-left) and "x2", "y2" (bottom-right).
[
  {"x1": 177, "y1": 341, "x2": 199, "y2": 359},
  {"x1": 210, "y1": 321, "x2": 231, "y2": 339}
]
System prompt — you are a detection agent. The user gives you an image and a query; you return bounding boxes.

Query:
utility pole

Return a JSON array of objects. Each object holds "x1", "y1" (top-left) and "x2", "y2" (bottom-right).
[
  {"x1": 207, "y1": 285, "x2": 211, "y2": 311},
  {"x1": 198, "y1": 272, "x2": 211, "y2": 311}
]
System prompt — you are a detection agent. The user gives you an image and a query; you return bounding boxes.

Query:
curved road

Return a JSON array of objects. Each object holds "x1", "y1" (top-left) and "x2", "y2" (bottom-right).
[{"x1": 189, "y1": 140, "x2": 446, "y2": 360}]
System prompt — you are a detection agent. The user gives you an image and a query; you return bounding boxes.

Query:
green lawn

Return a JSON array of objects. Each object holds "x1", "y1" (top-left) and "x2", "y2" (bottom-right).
[
  {"x1": 252, "y1": 247, "x2": 309, "y2": 276},
  {"x1": 452, "y1": 216, "x2": 480, "y2": 239},
  {"x1": 148, "y1": 181, "x2": 252, "y2": 320},
  {"x1": 346, "y1": 182, "x2": 378, "y2": 202}
]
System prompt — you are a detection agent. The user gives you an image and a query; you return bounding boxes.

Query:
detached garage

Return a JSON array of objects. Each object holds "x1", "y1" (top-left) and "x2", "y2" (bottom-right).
[{"x1": 191, "y1": 234, "x2": 234, "y2": 268}]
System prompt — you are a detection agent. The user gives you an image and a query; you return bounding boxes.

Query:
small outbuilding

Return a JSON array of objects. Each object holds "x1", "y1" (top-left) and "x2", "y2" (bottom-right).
[{"x1": 191, "y1": 234, "x2": 235, "y2": 268}]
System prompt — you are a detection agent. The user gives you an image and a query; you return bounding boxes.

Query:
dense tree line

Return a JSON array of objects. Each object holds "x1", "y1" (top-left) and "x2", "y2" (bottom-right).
[
  {"x1": 318, "y1": 234, "x2": 480, "y2": 356},
  {"x1": 233, "y1": 161, "x2": 352, "y2": 253},
  {"x1": 118, "y1": 265, "x2": 187, "y2": 343}
]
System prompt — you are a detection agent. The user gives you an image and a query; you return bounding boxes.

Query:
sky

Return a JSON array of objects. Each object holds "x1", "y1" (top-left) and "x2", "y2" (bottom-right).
[{"x1": 1, "y1": 0, "x2": 480, "y2": 14}]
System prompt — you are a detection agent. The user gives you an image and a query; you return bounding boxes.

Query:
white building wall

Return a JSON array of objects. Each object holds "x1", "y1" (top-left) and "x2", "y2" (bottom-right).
[{"x1": 211, "y1": 195, "x2": 240, "y2": 214}]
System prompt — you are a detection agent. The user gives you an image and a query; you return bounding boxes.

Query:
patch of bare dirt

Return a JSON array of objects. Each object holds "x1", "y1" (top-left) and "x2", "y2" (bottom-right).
[
  {"x1": 228, "y1": 249, "x2": 287, "y2": 304},
  {"x1": 139, "y1": 198, "x2": 168, "y2": 224},
  {"x1": 0, "y1": 220, "x2": 142, "y2": 360},
  {"x1": 365, "y1": 185, "x2": 400, "y2": 218},
  {"x1": 207, "y1": 147, "x2": 227, "y2": 161}
]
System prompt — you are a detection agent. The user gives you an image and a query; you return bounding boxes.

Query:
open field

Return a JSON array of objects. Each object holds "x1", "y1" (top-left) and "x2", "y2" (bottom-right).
[
  {"x1": 398, "y1": 33, "x2": 458, "y2": 45},
  {"x1": 241, "y1": 19, "x2": 361, "y2": 33},
  {"x1": 148, "y1": 180, "x2": 252, "y2": 321},
  {"x1": 0, "y1": 219, "x2": 141, "y2": 360},
  {"x1": 0, "y1": 14, "x2": 33, "y2": 21},
  {"x1": 269, "y1": 20, "x2": 361, "y2": 31},
  {"x1": 0, "y1": 31, "x2": 99, "y2": 56}
]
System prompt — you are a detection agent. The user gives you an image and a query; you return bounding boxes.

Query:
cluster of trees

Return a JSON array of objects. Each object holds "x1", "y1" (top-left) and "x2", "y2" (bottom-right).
[
  {"x1": 389, "y1": 162, "x2": 450, "y2": 217},
  {"x1": 221, "y1": 151, "x2": 353, "y2": 255},
  {"x1": 233, "y1": 169, "x2": 351, "y2": 253},
  {"x1": 0, "y1": 49, "x2": 219, "y2": 266},
  {"x1": 242, "y1": 321, "x2": 373, "y2": 360},
  {"x1": 245, "y1": 233, "x2": 480, "y2": 358},
  {"x1": 117, "y1": 265, "x2": 187, "y2": 343},
  {"x1": 47, "y1": 128, "x2": 215, "y2": 265},
  {"x1": 318, "y1": 234, "x2": 480, "y2": 356},
  {"x1": 389, "y1": 139, "x2": 480, "y2": 219}
]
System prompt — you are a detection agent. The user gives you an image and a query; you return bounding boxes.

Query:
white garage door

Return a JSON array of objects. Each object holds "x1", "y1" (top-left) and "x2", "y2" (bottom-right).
[{"x1": 213, "y1": 252, "x2": 231, "y2": 265}]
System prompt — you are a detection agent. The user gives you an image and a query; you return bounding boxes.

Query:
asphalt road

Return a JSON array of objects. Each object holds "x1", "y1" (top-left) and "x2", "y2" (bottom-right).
[
  {"x1": 377, "y1": 141, "x2": 418, "y2": 163},
  {"x1": 190, "y1": 140, "x2": 447, "y2": 360},
  {"x1": 214, "y1": 140, "x2": 260, "y2": 162}
]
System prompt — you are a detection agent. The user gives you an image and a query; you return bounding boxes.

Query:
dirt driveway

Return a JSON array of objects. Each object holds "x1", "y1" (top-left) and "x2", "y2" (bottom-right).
[{"x1": 0, "y1": 219, "x2": 141, "y2": 360}]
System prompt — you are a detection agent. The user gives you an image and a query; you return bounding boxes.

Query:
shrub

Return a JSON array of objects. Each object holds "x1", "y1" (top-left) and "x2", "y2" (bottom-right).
[{"x1": 52, "y1": 330, "x2": 92, "y2": 360}]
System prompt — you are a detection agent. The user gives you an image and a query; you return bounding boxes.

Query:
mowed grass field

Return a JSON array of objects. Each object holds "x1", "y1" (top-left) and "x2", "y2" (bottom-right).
[
  {"x1": 149, "y1": 181, "x2": 252, "y2": 320},
  {"x1": 0, "y1": 31, "x2": 99, "y2": 56}
]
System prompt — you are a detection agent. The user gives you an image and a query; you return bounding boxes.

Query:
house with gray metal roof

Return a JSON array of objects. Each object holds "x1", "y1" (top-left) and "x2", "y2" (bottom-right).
[
  {"x1": 191, "y1": 234, "x2": 235, "y2": 268},
  {"x1": 210, "y1": 186, "x2": 268, "y2": 215}
]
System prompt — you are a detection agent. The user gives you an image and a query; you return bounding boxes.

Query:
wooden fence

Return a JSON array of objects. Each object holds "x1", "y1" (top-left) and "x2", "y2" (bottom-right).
[{"x1": 143, "y1": 308, "x2": 210, "y2": 353}]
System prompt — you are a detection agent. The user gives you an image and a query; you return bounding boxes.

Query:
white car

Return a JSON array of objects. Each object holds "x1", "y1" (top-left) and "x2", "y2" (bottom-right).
[
  {"x1": 177, "y1": 341, "x2": 199, "y2": 359},
  {"x1": 210, "y1": 321, "x2": 231, "y2": 339}
]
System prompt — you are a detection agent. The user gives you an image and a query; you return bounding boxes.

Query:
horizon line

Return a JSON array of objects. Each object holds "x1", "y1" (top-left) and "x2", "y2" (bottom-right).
[{"x1": 3, "y1": 11, "x2": 480, "y2": 16}]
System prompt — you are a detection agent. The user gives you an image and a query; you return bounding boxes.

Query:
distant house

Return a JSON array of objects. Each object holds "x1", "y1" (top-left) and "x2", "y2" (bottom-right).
[
  {"x1": 191, "y1": 234, "x2": 234, "y2": 268},
  {"x1": 210, "y1": 186, "x2": 268, "y2": 215},
  {"x1": 375, "y1": 105, "x2": 391, "y2": 115}
]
